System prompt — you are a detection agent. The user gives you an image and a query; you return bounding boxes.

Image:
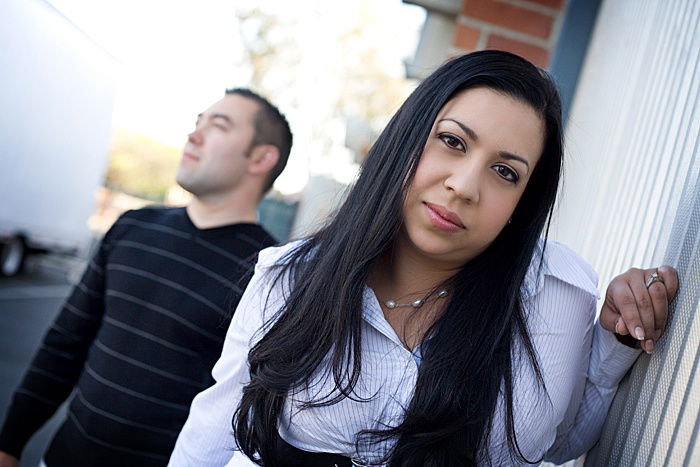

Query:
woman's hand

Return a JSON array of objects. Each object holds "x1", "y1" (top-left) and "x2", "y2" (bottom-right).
[{"x1": 598, "y1": 266, "x2": 679, "y2": 353}]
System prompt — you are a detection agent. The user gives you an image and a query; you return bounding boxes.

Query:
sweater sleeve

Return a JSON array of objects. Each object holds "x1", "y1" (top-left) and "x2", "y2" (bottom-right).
[{"x1": 0, "y1": 218, "x2": 123, "y2": 459}]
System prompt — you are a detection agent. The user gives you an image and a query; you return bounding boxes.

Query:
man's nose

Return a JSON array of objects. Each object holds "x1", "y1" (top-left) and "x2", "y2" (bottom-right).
[
  {"x1": 187, "y1": 128, "x2": 203, "y2": 145},
  {"x1": 444, "y1": 160, "x2": 481, "y2": 203}
]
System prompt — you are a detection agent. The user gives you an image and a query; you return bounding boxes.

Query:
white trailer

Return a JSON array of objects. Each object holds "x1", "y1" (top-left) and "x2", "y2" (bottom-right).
[{"x1": 0, "y1": 0, "x2": 118, "y2": 275}]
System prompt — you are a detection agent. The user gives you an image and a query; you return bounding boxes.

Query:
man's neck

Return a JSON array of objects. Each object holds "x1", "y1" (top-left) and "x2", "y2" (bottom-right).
[{"x1": 186, "y1": 193, "x2": 259, "y2": 229}]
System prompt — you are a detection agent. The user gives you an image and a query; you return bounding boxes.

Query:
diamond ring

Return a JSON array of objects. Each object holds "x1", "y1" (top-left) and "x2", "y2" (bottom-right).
[{"x1": 645, "y1": 271, "x2": 663, "y2": 288}]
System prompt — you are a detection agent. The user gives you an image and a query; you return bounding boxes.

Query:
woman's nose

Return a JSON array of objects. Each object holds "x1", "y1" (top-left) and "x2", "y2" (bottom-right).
[{"x1": 444, "y1": 161, "x2": 481, "y2": 203}]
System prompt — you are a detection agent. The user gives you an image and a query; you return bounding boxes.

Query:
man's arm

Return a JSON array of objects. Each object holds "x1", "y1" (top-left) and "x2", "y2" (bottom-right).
[{"x1": 0, "y1": 219, "x2": 122, "y2": 461}]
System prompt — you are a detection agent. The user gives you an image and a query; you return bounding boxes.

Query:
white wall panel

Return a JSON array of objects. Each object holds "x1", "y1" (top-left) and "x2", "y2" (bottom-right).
[{"x1": 549, "y1": 0, "x2": 700, "y2": 465}]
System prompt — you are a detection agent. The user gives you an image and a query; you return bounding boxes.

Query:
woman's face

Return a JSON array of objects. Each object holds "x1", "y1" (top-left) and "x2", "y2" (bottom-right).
[{"x1": 400, "y1": 87, "x2": 545, "y2": 269}]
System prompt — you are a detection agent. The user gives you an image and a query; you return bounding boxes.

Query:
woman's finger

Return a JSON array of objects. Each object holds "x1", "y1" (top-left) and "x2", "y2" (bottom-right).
[
  {"x1": 657, "y1": 265, "x2": 679, "y2": 300},
  {"x1": 615, "y1": 316, "x2": 627, "y2": 334},
  {"x1": 599, "y1": 282, "x2": 625, "y2": 333},
  {"x1": 645, "y1": 269, "x2": 669, "y2": 335},
  {"x1": 615, "y1": 281, "x2": 647, "y2": 343},
  {"x1": 599, "y1": 306, "x2": 625, "y2": 334},
  {"x1": 628, "y1": 269, "x2": 657, "y2": 350}
]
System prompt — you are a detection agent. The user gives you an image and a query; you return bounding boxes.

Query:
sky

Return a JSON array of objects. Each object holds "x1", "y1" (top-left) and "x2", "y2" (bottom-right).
[{"x1": 45, "y1": 0, "x2": 426, "y2": 194}]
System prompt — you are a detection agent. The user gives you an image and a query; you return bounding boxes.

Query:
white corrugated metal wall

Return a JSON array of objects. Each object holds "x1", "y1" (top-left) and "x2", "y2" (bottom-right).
[{"x1": 550, "y1": 0, "x2": 700, "y2": 465}]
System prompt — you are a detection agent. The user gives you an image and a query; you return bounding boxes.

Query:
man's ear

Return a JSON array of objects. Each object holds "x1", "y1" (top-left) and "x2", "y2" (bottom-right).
[{"x1": 248, "y1": 144, "x2": 280, "y2": 176}]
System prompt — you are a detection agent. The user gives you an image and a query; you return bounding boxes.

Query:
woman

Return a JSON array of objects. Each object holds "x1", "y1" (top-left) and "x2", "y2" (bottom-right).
[{"x1": 170, "y1": 51, "x2": 677, "y2": 466}]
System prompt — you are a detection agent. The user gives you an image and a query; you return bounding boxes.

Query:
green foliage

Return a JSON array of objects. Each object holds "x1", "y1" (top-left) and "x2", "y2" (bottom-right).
[{"x1": 105, "y1": 130, "x2": 181, "y2": 201}]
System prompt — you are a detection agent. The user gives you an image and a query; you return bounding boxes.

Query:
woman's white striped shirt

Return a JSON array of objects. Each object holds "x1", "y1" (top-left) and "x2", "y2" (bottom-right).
[{"x1": 169, "y1": 240, "x2": 641, "y2": 466}]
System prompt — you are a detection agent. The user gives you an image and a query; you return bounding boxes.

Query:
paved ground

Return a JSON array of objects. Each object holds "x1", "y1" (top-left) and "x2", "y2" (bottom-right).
[{"x1": 0, "y1": 257, "x2": 83, "y2": 467}]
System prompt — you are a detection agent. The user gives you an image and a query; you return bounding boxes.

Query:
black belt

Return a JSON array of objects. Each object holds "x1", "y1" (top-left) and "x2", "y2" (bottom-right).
[{"x1": 274, "y1": 432, "x2": 368, "y2": 466}]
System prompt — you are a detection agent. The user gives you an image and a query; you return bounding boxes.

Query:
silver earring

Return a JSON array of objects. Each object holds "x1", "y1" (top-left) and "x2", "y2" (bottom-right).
[{"x1": 507, "y1": 218, "x2": 512, "y2": 225}]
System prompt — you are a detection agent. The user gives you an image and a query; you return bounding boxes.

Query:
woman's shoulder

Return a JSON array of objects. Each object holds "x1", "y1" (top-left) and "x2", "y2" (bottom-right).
[
  {"x1": 543, "y1": 240, "x2": 599, "y2": 297},
  {"x1": 256, "y1": 239, "x2": 307, "y2": 268},
  {"x1": 523, "y1": 239, "x2": 599, "y2": 301}
]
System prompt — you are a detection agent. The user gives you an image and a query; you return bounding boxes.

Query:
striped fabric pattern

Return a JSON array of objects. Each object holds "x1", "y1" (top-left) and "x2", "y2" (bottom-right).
[{"x1": 0, "y1": 207, "x2": 275, "y2": 466}]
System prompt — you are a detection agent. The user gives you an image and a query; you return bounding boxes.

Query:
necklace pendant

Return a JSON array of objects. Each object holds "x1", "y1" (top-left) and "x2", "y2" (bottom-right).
[{"x1": 384, "y1": 289, "x2": 448, "y2": 310}]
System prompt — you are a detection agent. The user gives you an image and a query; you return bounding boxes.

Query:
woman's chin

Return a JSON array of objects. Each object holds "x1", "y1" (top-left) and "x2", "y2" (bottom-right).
[{"x1": 406, "y1": 236, "x2": 476, "y2": 265}]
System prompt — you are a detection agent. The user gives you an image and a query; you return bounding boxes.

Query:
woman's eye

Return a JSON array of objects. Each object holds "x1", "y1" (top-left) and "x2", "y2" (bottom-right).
[
  {"x1": 495, "y1": 165, "x2": 519, "y2": 183},
  {"x1": 438, "y1": 133, "x2": 465, "y2": 151}
]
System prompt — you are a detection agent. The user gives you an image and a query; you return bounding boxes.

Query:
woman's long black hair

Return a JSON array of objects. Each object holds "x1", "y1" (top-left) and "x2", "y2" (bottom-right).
[{"x1": 234, "y1": 50, "x2": 563, "y2": 466}]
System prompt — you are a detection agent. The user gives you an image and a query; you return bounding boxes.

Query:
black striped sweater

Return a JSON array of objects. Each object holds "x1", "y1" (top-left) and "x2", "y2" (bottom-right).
[{"x1": 0, "y1": 207, "x2": 275, "y2": 466}]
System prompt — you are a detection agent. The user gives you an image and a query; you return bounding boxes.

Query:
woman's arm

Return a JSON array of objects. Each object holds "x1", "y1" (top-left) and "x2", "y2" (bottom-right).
[
  {"x1": 544, "y1": 265, "x2": 678, "y2": 463},
  {"x1": 490, "y1": 275, "x2": 601, "y2": 464},
  {"x1": 543, "y1": 322, "x2": 640, "y2": 463},
  {"x1": 488, "y1": 250, "x2": 677, "y2": 465}
]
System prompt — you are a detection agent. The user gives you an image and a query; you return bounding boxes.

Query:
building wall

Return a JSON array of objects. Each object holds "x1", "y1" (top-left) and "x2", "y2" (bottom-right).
[
  {"x1": 551, "y1": 0, "x2": 700, "y2": 464},
  {"x1": 452, "y1": 0, "x2": 567, "y2": 67}
]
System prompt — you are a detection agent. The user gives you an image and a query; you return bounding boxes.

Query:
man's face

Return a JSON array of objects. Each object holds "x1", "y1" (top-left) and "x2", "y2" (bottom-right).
[{"x1": 176, "y1": 94, "x2": 259, "y2": 198}]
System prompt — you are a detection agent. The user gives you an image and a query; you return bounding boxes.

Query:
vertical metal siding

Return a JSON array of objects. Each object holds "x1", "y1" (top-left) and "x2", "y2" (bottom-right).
[{"x1": 550, "y1": 0, "x2": 700, "y2": 464}]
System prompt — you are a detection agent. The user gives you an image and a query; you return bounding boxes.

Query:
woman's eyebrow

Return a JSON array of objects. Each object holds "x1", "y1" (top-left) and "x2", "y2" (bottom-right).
[
  {"x1": 498, "y1": 151, "x2": 530, "y2": 170},
  {"x1": 438, "y1": 118, "x2": 479, "y2": 141}
]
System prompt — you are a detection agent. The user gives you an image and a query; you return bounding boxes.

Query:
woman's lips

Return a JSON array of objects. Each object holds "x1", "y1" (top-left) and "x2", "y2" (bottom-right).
[{"x1": 423, "y1": 202, "x2": 465, "y2": 232}]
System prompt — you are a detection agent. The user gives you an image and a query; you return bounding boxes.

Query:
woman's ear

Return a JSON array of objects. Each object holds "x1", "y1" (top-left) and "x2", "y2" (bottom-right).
[{"x1": 247, "y1": 144, "x2": 280, "y2": 176}]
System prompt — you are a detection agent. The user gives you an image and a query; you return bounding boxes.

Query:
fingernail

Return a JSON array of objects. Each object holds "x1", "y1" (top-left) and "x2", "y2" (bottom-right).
[
  {"x1": 635, "y1": 327, "x2": 645, "y2": 340},
  {"x1": 615, "y1": 318, "x2": 623, "y2": 334},
  {"x1": 645, "y1": 339, "x2": 654, "y2": 353}
]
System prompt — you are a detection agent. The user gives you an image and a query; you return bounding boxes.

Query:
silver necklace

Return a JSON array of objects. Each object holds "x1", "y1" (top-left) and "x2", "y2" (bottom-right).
[{"x1": 384, "y1": 289, "x2": 448, "y2": 309}]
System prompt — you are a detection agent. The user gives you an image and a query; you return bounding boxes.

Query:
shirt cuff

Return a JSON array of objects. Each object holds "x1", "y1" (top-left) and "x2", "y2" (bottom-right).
[{"x1": 588, "y1": 323, "x2": 642, "y2": 389}]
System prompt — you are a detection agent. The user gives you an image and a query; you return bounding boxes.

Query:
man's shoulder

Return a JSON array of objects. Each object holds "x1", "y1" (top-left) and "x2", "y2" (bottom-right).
[
  {"x1": 102, "y1": 206, "x2": 184, "y2": 243},
  {"x1": 117, "y1": 205, "x2": 184, "y2": 223},
  {"x1": 236, "y1": 223, "x2": 276, "y2": 248},
  {"x1": 111, "y1": 206, "x2": 186, "y2": 231}
]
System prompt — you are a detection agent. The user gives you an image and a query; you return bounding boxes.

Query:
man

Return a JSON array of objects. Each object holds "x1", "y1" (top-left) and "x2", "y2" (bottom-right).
[{"x1": 0, "y1": 88, "x2": 292, "y2": 466}]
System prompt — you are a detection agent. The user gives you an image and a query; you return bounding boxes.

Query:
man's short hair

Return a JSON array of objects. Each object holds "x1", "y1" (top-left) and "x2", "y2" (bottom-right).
[{"x1": 225, "y1": 88, "x2": 292, "y2": 194}]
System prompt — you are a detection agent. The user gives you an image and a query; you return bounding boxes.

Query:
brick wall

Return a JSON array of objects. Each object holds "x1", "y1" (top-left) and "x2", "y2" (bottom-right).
[{"x1": 452, "y1": 0, "x2": 567, "y2": 67}]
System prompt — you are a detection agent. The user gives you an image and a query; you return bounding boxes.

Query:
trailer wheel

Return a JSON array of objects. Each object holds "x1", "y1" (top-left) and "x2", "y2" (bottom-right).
[{"x1": 1, "y1": 237, "x2": 26, "y2": 276}]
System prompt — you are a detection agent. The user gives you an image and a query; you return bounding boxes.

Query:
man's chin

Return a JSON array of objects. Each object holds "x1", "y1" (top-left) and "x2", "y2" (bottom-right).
[{"x1": 175, "y1": 176, "x2": 197, "y2": 197}]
